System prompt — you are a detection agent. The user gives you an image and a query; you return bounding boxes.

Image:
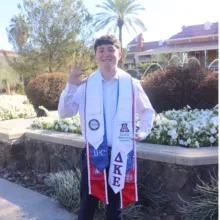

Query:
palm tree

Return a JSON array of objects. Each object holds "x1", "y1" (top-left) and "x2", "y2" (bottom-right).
[
  {"x1": 6, "y1": 14, "x2": 29, "y2": 50},
  {"x1": 93, "y1": 0, "x2": 147, "y2": 49}
]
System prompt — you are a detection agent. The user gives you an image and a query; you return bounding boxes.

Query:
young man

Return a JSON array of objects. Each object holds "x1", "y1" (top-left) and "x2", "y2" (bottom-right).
[{"x1": 58, "y1": 35, "x2": 155, "y2": 220}]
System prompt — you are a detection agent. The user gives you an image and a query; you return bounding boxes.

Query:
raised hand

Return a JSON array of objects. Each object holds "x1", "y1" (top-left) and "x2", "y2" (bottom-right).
[{"x1": 68, "y1": 61, "x2": 87, "y2": 86}]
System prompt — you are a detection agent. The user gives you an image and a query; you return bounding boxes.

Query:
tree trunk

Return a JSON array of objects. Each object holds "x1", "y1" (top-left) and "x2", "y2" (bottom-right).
[
  {"x1": 118, "y1": 26, "x2": 124, "y2": 69},
  {"x1": 6, "y1": 82, "x2": 11, "y2": 95},
  {"x1": 49, "y1": 66, "x2": 52, "y2": 73}
]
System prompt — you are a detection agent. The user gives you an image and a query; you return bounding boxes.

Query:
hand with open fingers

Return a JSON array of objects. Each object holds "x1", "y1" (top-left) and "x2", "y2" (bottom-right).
[{"x1": 68, "y1": 60, "x2": 87, "y2": 86}]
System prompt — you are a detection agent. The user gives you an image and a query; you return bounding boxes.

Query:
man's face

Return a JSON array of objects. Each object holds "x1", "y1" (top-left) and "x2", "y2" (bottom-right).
[{"x1": 95, "y1": 44, "x2": 122, "y2": 70}]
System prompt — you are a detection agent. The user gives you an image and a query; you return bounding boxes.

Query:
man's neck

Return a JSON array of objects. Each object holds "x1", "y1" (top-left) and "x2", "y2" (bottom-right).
[{"x1": 100, "y1": 68, "x2": 117, "y2": 81}]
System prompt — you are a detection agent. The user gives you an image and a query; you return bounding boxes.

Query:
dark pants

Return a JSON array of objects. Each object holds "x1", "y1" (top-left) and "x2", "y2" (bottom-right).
[{"x1": 78, "y1": 148, "x2": 122, "y2": 220}]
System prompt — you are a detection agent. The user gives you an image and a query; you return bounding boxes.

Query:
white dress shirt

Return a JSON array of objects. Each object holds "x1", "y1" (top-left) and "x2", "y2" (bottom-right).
[{"x1": 58, "y1": 70, "x2": 155, "y2": 146}]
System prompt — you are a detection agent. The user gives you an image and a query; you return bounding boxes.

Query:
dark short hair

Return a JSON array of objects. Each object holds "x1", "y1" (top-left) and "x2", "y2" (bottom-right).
[{"x1": 94, "y1": 35, "x2": 121, "y2": 52}]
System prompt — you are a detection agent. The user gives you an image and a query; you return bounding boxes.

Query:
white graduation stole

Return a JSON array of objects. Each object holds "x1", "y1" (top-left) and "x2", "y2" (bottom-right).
[
  {"x1": 108, "y1": 72, "x2": 134, "y2": 193},
  {"x1": 85, "y1": 71, "x2": 104, "y2": 149},
  {"x1": 85, "y1": 69, "x2": 138, "y2": 207}
]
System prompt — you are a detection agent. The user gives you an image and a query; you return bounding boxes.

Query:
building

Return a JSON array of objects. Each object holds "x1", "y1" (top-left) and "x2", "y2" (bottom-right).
[
  {"x1": 126, "y1": 22, "x2": 218, "y2": 71},
  {"x1": 0, "y1": 50, "x2": 18, "y2": 66}
]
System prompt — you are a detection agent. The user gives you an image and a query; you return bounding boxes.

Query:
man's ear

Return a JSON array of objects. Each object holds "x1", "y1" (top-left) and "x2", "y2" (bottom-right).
[{"x1": 119, "y1": 51, "x2": 122, "y2": 60}]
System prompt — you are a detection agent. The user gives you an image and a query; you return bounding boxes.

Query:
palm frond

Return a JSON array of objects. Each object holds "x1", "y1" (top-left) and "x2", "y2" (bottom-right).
[
  {"x1": 125, "y1": 17, "x2": 147, "y2": 31},
  {"x1": 94, "y1": 16, "x2": 117, "y2": 32},
  {"x1": 93, "y1": 12, "x2": 112, "y2": 17},
  {"x1": 93, "y1": 0, "x2": 147, "y2": 47},
  {"x1": 113, "y1": 24, "x2": 118, "y2": 33},
  {"x1": 126, "y1": 4, "x2": 145, "y2": 14},
  {"x1": 106, "y1": 25, "x2": 116, "y2": 35},
  {"x1": 124, "y1": 18, "x2": 138, "y2": 33},
  {"x1": 124, "y1": 22, "x2": 131, "y2": 34},
  {"x1": 96, "y1": 0, "x2": 118, "y2": 13},
  {"x1": 96, "y1": 3, "x2": 115, "y2": 14}
]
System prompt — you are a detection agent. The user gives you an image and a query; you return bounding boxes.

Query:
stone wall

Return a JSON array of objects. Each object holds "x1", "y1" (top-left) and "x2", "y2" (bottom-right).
[
  {"x1": 137, "y1": 159, "x2": 217, "y2": 212},
  {"x1": 0, "y1": 138, "x2": 27, "y2": 171},
  {"x1": 25, "y1": 138, "x2": 83, "y2": 173},
  {"x1": 0, "y1": 134, "x2": 217, "y2": 214}
]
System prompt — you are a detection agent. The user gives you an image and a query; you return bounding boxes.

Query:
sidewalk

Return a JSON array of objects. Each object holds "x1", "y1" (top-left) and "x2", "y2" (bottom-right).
[
  {"x1": 0, "y1": 178, "x2": 76, "y2": 220},
  {"x1": 0, "y1": 117, "x2": 36, "y2": 132},
  {"x1": 0, "y1": 117, "x2": 37, "y2": 141},
  {"x1": 0, "y1": 118, "x2": 77, "y2": 219}
]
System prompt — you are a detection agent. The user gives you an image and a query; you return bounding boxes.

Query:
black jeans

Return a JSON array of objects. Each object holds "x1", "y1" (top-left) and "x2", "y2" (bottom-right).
[{"x1": 78, "y1": 148, "x2": 122, "y2": 220}]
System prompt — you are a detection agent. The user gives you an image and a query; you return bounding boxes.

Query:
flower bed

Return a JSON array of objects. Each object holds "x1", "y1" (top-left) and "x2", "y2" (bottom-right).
[
  {"x1": 0, "y1": 95, "x2": 36, "y2": 121},
  {"x1": 146, "y1": 105, "x2": 218, "y2": 148},
  {"x1": 31, "y1": 115, "x2": 81, "y2": 134},
  {"x1": 31, "y1": 106, "x2": 218, "y2": 148}
]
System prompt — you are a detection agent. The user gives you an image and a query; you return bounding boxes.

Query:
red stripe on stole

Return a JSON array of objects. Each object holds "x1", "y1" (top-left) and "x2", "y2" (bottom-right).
[
  {"x1": 88, "y1": 144, "x2": 107, "y2": 203},
  {"x1": 121, "y1": 164, "x2": 137, "y2": 207}
]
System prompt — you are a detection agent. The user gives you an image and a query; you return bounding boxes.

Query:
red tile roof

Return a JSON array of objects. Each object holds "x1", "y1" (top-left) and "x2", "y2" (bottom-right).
[
  {"x1": 169, "y1": 22, "x2": 218, "y2": 40},
  {"x1": 138, "y1": 40, "x2": 218, "y2": 55},
  {"x1": 128, "y1": 33, "x2": 144, "y2": 45},
  {"x1": 128, "y1": 41, "x2": 163, "y2": 53}
]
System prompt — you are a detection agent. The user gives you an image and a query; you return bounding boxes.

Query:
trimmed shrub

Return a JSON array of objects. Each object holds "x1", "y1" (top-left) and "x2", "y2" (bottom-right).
[
  {"x1": 25, "y1": 72, "x2": 67, "y2": 110},
  {"x1": 178, "y1": 171, "x2": 218, "y2": 220},
  {"x1": 141, "y1": 62, "x2": 218, "y2": 113},
  {"x1": 193, "y1": 71, "x2": 218, "y2": 109}
]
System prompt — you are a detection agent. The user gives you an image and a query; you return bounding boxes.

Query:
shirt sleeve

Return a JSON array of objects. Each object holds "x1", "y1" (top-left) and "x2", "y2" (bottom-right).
[
  {"x1": 58, "y1": 82, "x2": 82, "y2": 118},
  {"x1": 133, "y1": 79, "x2": 155, "y2": 140}
]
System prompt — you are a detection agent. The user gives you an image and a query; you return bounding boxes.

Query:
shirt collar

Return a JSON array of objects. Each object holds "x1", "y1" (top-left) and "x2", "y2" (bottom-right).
[{"x1": 98, "y1": 69, "x2": 119, "y2": 82}]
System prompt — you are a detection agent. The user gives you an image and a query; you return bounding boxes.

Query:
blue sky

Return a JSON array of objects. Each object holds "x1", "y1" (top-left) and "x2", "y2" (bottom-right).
[{"x1": 0, "y1": 0, "x2": 219, "y2": 50}]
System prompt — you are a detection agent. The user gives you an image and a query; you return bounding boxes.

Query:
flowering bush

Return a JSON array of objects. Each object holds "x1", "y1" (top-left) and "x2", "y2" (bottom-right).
[
  {"x1": 25, "y1": 72, "x2": 67, "y2": 111},
  {"x1": 145, "y1": 105, "x2": 218, "y2": 148},
  {"x1": 31, "y1": 114, "x2": 81, "y2": 134},
  {"x1": 32, "y1": 106, "x2": 218, "y2": 148},
  {"x1": 141, "y1": 63, "x2": 218, "y2": 113},
  {"x1": 0, "y1": 95, "x2": 36, "y2": 121}
]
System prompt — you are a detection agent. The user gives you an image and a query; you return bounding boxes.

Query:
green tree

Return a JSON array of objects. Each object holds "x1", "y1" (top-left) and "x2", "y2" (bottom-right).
[
  {"x1": 93, "y1": 0, "x2": 147, "y2": 48},
  {"x1": 6, "y1": 13, "x2": 29, "y2": 51},
  {"x1": 4, "y1": 0, "x2": 93, "y2": 83},
  {"x1": 0, "y1": 64, "x2": 20, "y2": 90}
]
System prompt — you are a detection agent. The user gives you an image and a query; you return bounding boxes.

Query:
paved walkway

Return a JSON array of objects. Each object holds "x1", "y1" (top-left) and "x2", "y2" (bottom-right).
[
  {"x1": 0, "y1": 178, "x2": 76, "y2": 220},
  {"x1": 0, "y1": 117, "x2": 36, "y2": 132},
  {"x1": 0, "y1": 117, "x2": 77, "y2": 220}
]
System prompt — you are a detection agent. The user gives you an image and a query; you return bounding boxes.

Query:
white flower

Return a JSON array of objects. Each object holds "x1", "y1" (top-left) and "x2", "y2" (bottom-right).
[
  {"x1": 193, "y1": 126, "x2": 199, "y2": 133},
  {"x1": 186, "y1": 138, "x2": 191, "y2": 145},
  {"x1": 209, "y1": 136, "x2": 216, "y2": 143},
  {"x1": 210, "y1": 116, "x2": 218, "y2": 126},
  {"x1": 169, "y1": 120, "x2": 177, "y2": 126},
  {"x1": 179, "y1": 140, "x2": 184, "y2": 145},
  {"x1": 163, "y1": 126, "x2": 168, "y2": 131},
  {"x1": 28, "y1": 102, "x2": 218, "y2": 148},
  {"x1": 168, "y1": 129, "x2": 178, "y2": 140},
  {"x1": 185, "y1": 123, "x2": 191, "y2": 130},
  {"x1": 210, "y1": 127, "x2": 217, "y2": 134}
]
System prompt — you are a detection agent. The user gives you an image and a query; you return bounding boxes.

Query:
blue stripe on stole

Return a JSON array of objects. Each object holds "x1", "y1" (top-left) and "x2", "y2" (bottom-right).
[
  {"x1": 90, "y1": 138, "x2": 109, "y2": 171},
  {"x1": 126, "y1": 149, "x2": 134, "y2": 172}
]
